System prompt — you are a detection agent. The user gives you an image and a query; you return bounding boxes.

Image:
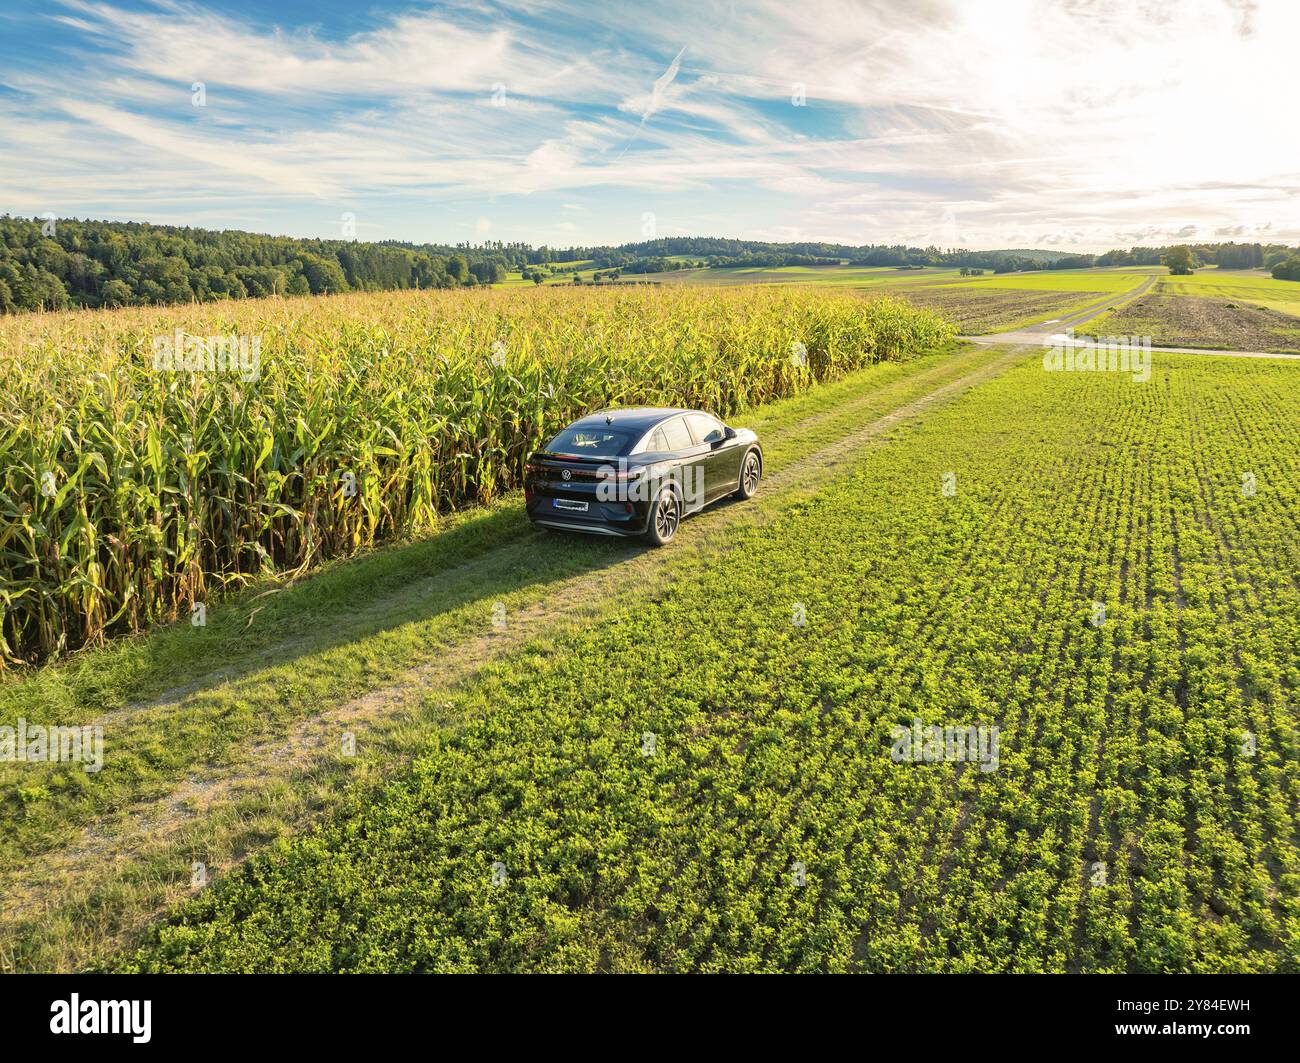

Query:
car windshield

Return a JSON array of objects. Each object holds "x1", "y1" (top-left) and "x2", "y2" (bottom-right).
[{"x1": 545, "y1": 426, "x2": 637, "y2": 457}]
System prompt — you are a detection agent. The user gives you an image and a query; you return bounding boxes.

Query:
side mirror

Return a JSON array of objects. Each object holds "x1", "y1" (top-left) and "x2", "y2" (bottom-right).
[{"x1": 723, "y1": 425, "x2": 737, "y2": 440}]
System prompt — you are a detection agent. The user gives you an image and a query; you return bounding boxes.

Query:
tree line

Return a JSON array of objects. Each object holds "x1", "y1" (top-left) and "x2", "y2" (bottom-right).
[
  {"x1": 0, "y1": 216, "x2": 514, "y2": 313},
  {"x1": 4, "y1": 216, "x2": 1298, "y2": 315},
  {"x1": 594, "y1": 238, "x2": 1297, "y2": 276},
  {"x1": 1156, "y1": 242, "x2": 1300, "y2": 279}
]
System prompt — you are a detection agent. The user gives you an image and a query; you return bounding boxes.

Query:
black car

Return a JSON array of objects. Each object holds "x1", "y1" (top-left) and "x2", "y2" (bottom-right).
[{"x1": 524, "y1": 408, "x2": 762, "y2": 545}]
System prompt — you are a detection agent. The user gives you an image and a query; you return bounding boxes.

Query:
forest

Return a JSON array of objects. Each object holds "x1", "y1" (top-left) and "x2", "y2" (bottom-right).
[{"x1": 0, "y1": 216, "x2": 513, "y2": 313}]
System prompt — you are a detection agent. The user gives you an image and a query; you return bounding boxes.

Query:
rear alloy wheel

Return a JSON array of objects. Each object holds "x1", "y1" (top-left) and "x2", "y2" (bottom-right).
[
  {"x1": 735, "y1": 450, "x2": 761, "y2": 499},
  {"x1": 645, "y1": 487, "x2": 681, "y2": 546}
]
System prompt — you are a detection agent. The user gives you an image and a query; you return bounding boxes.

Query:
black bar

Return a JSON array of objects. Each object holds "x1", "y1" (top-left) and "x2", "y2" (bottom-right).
[{"x1": 5, "y1": 973, "x2": 1292, "y2": 1051}]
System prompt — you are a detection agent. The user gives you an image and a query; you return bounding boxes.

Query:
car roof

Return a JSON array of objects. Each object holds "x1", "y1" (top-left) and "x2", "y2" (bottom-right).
[{"x1": 568, "y1": 407, "x2": 696, "y2": 433}]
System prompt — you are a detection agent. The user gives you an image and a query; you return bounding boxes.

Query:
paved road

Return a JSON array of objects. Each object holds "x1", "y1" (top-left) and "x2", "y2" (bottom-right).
[{"x1": 961, "y1": 276, "x2": 1300, "y2": 361}]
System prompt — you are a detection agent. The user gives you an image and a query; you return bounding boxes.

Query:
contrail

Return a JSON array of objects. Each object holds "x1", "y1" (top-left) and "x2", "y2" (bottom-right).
[
  {"x1": 612, "y1": 46, "x2": 686, "y2": 161},
  {"x1": 641, "y1": 45, "x2": 686, "y2": 124}
]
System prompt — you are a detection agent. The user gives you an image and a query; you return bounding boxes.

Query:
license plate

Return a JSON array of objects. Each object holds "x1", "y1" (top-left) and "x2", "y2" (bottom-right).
[{"x1": 553, "y1": 499, "x2": 588, "y2": 512}]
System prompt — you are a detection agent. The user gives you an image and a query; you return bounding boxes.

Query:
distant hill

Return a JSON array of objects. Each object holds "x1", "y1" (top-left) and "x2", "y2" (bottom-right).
[{"x1": 990, "y1": 249, "x2": 1071, "y2": 264}]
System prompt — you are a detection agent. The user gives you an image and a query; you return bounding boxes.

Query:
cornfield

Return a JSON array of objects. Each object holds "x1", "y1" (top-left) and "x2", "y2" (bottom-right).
[{"x1": 0, "y1": 286, "x2": 953, "y2": 663}]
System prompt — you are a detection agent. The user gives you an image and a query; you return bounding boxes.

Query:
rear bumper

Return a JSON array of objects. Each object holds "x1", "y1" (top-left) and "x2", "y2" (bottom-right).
[
  {"x1": 530, "y1": 518, "x2": 633, "y2": 537},
  {"x1": 526, "y1": 494, "x2": 652, "y2": 537}
]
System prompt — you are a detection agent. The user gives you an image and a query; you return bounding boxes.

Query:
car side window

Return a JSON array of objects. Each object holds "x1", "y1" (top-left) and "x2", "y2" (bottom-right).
[
  {"x1": 645, "y1": 427, "x2": 669, "y2": 452},
  {"x1": 685, "y1": 413, "x2": 725, "y2": 444},
  {"x1": 658, "y1": 417, "x2": 694, "y2": 451}
]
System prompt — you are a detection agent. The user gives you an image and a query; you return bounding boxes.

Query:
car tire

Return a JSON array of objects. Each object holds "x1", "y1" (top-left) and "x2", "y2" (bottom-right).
[
  {"x1": 734, "y1": 449, "x2": 761, "y2": 499},
  {"x1": 644, "y1": 485, "x2": 682, "y2": 546}
]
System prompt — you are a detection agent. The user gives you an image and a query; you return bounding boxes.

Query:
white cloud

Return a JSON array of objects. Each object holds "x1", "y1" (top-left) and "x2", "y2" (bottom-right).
[
  {"x1": 2, "y1": 0, "x2": 1297, "y2": 248},
  {"x1": 51, "y1": 0, "x2": 601, "y2": 99}
]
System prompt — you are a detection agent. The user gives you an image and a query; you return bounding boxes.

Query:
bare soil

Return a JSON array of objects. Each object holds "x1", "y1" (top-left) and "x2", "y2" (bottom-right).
[
  {"x1": 1088, "y1": 294, "x2": 1300, "y2": 353},
  {"x1": 873, "y1": 288, "x2": 1108, "y2": 334}
]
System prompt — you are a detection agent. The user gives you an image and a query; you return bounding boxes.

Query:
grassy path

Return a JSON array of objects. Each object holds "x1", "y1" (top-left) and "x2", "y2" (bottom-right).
[{"x1": 1, "y1": 341, "x2": 1018, "y2": 971}]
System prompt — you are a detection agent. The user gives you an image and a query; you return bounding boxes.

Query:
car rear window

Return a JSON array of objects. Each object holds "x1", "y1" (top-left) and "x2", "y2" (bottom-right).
[{"x1": 545, "y1": 426, "x2": 637, "y2": 457}]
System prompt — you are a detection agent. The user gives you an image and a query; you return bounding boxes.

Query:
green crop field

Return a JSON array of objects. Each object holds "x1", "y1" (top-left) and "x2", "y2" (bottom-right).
[
  {"x1": 1160, "y1": 267, "x2": 1299, "y2": 294},
  {"x1": 942, "y1": 269, "x2": 1160, "y2": 293},
  {"x1": 1156, "y1": 269, "x2": 1300, "y2": 317},
  {"x1": 639, "y1": 265, "x2": 966, "y2": 287},
  {"x1": 99, "y1": 347, "x2": 1299, "y2": 974}
]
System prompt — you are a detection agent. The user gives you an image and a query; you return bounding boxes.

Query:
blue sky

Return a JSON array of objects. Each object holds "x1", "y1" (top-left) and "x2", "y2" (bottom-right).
[{"x1": 1, "y1": 0, "x2": 1296, "y2": 251}]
